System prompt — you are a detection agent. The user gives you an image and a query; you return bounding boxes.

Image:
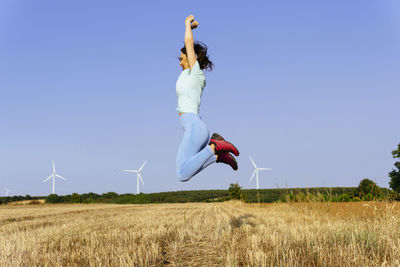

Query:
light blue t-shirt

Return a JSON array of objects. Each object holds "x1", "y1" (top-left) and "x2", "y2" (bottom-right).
[{"x1": 176, "y1": 60, "x2": 206, "y2": 114}]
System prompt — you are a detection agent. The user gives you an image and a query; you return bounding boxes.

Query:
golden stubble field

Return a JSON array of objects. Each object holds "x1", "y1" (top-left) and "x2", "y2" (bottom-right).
[{"x1": 1, "y1": 201, "x2": 399, "y2": 266}]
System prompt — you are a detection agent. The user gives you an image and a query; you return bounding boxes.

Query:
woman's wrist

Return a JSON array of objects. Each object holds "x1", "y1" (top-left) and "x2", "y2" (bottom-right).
[{"x1": 185, "y1": 22, "x2": 192, "y2": 29}]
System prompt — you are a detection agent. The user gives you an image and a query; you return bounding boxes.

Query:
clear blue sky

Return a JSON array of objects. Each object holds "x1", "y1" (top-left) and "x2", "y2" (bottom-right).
[{"x1": 1, "y1": 1, "x2": 399, "y2": 196}]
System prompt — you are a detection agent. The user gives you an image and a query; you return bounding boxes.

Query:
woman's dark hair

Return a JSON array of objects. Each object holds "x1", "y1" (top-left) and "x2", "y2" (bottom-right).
[{"x1": 180, "y1": 41, "x2": 214, "y2": 71}]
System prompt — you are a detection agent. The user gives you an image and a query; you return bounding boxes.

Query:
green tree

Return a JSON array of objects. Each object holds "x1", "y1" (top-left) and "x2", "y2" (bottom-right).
[
  {"x1": 82, "y1": 192, "x2": 99, "y2": 203},
  {"x1": 45, "y1": 194, "x2": 63, "y2": 203},
  {"x1": 228, "y1": 183, "x2": 242, "y2": 199},
  {"x1": 338, "y1": 193, "x2": 350, "y2": 202},
  {"x1": 389, "y1": 143, "x2": 400, "y2": 194},
  {"x1": 356, "y1": 178, "x2": 380, "y2": 199},
  {"x1": 228, "y1": 183, "x2": 246, "y2": 201},
  {"x1": 70, "y1": 193, "x2": 82, "y2": 203},
  {"x1": 102, "y1": 192, "x2": 119, "y2": 199}
]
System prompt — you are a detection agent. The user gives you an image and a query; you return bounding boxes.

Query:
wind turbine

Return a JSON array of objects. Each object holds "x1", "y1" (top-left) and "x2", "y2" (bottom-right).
[
  {"x1": 123, "y1": 160, "x2": 147, "y2": 194},
  {"x1": 43, "y1": 160, "x2": 67, "y2": 194},
  {"x1": 249, "y1": 155, "x2": 272, "y2": 189},
  {"x1": 5, "y1": 188, "x2": 11, "y2": 197}
]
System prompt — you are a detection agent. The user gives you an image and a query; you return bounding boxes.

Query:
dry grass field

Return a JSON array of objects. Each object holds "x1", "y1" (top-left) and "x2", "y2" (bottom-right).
[
  {"x1": 6, "y1": 199, "x2": 46, "y2": 206},
  {"x1": 1, "y1": 201, "x2": 399, "y2": 266}
]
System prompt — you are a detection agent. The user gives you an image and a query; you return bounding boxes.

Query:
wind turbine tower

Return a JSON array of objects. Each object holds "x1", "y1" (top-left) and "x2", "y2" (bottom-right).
[
  {"x1": 249, "y1": 155, "x2": 272, "y2": 189},
  {"x1": 43, "y1": 160, "x2": 67, "y2": 194},
  {"x1": 123, "y1": 160, "x2": 147, "y2": 194}
]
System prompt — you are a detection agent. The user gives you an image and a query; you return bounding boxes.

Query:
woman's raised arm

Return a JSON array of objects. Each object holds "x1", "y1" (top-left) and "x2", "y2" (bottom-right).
[{"x1": 184, "y1": 15, "x2": 198, "y2": 70}]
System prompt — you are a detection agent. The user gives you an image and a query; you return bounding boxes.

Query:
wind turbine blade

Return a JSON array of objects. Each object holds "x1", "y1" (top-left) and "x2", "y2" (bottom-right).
[
  {"x1": 55, "y1": 174, "x2": 67, "y2": 181},
  {"x1": 123, "y1": 170, "x2": 137, "y2": 173},
  {"x1": 249, "y1": 155, "x2": 257, "y2": 169},
  {"x1": 138, "y1": 173, "x2": 144, "y2": 185},
  {"x1": 43, "y1": 174, "x2": 52, "y2": 183},
  {"x1": 258, "y1": 168, "x2": 272, "y2": 171},
  {"x1": 52, "y1": 160, "x2": 55, "y2": 173},
  {"x1": 138, "y1": 160, "x2": 147, "y2": 172},
  {"x1": 249, "y1": 169, "x2": 257, "y2": 182}
]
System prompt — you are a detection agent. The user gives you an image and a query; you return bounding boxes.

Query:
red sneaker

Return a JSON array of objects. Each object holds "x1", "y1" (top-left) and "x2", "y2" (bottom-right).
[
  {"x1": 211, "y1": 133, "x2": 224, "y2": 141},
  {"x1": 217, "y1": 152, "x2": 238, "y2": 170},
  {"x1": 209, "y1": 138, "x2": 239, "y2": 156}
]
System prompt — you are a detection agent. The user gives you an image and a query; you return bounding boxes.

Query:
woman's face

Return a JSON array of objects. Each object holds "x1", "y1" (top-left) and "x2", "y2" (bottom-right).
[{"x1": 179, "y1": 52, "x2": 190, "y2": 70}]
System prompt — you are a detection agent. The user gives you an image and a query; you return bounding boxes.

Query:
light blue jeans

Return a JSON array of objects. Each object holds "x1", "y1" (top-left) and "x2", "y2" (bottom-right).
[{"x1": 176, "y1": 113, "x2": 217, "y2": 181}]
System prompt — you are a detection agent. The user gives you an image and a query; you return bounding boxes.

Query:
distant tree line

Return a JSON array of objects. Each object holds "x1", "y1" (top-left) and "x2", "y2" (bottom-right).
[
  {"x1": 1, "y1": 184, "x2": 396, "y2": 206},
  {"x1": 42, "y1": 182, "x2": 396, "y2": 204},
  {"x1": 44, "y1": 190, "x2": 232, "y2": 204}
]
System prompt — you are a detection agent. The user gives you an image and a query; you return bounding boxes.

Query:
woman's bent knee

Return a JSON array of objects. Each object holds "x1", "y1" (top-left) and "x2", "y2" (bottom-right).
[{"x1": 176, "y1": 166, "x2": 192, "y2": 182}]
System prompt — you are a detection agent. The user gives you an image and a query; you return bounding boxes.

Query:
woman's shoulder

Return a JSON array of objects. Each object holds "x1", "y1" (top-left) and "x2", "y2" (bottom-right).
[{"x1": 189, "y1": 61, "x2": 205, "y2": 76}]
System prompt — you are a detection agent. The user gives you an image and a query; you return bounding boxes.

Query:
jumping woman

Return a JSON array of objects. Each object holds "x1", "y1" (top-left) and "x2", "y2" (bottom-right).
[{"x1": 176, "y1": 15, "x2": 240, "y2": 182}]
